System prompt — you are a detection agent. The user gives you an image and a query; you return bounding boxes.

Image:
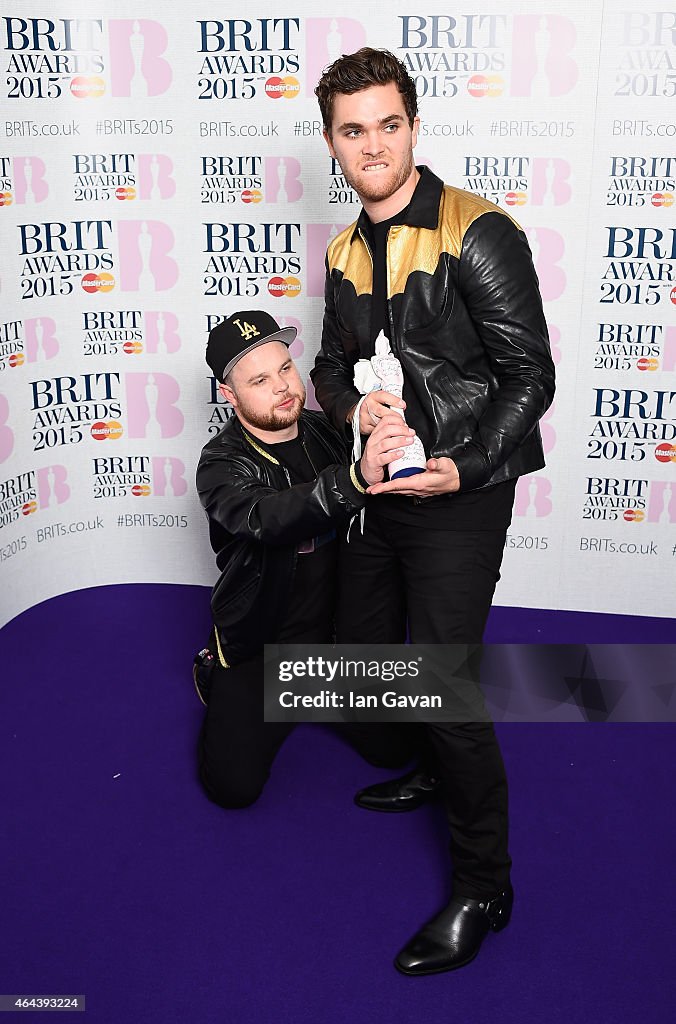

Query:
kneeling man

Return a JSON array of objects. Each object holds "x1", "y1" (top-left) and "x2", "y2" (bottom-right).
[{"x1": 196, "y1": 309, "x2": 414, "y2": 807}]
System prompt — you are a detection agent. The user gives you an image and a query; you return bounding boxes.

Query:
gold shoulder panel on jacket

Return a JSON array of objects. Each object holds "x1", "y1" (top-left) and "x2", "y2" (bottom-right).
[
  {"x1": 387, "y1": 185, "x2": 521, "y2": 299},
  {"x1": 327, "y1": 222, "x2": 372, "y2": 297}
]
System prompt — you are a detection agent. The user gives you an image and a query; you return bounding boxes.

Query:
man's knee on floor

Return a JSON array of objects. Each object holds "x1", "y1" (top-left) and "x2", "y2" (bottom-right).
[{"x1": 199, "y1": 767, "x2": 267, "y2": 809}]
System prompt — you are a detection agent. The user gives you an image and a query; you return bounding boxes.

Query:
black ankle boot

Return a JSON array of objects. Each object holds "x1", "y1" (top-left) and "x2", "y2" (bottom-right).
[{"x1": 395, "y1": 884, "x2": 513, "y2": 975}]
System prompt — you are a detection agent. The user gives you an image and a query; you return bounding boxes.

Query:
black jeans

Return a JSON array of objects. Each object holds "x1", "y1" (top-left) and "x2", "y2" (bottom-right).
[
  {"x1": 198, "y1": 650, "x2": 415, "y2": 809},
  {"x1": 336, "y1": 504, "x2": 513, "y2": 899}
]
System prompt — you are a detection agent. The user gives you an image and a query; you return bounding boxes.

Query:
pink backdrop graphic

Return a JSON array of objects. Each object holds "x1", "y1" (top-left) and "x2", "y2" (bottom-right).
[
  {"x1": 0, "y1": 0, "x2": 674, "y2": 626},
  {"x1": 108, "y1": 19, "x2": 172, "y2": 97}
]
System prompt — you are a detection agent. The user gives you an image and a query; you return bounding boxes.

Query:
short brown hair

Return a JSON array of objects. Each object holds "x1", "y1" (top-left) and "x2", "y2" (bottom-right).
[{"x1": 315, "y1": 47, "x2": 418, "y2": 137}]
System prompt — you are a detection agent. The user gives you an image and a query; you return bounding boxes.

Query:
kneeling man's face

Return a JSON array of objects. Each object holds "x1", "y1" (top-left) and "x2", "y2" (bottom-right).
[{"x1": 219, "y1": 341, "x2": 306, "y2": 432}]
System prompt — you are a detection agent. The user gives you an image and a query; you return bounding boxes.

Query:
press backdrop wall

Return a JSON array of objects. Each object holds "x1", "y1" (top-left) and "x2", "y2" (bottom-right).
[{"x1": 1, "y1": 0, "x2": 675, "y2": 628}]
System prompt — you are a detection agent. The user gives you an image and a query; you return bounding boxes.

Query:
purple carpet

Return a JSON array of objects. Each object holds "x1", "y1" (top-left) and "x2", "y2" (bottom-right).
[{"x1": 1, "y1": 585, "x2": 674, "y2": 1023}]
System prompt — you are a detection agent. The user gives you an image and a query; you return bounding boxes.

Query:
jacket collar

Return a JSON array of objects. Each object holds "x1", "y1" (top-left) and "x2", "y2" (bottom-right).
[{"x1": 351, "y1": 165, "x2": 443, "y2": 242}]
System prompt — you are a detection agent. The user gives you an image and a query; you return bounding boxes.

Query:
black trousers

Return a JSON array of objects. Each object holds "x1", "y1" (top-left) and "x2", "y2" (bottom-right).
[
  {"x1": 198, "y1": 644, "x2": 414, "y2": 810},
  {"x1": 336, "y1": 506, "x2": 513, "y2": 899}
]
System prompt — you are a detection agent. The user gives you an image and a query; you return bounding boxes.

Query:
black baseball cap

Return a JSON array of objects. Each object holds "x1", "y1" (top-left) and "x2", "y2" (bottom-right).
[{"x1": 206, "y1": 310, "x2": 297, "y2": 382}]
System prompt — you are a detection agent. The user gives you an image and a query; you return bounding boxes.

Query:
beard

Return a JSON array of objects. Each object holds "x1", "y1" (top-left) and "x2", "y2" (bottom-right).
[
  {"x1": 340, "y1": 148, "x2": 416, "y2": 204},
  {"x1": 235, "y1": 386, "x2": 306, "y2": 432}
]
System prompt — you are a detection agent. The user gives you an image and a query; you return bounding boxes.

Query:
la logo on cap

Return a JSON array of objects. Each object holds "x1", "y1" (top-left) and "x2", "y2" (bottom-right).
[{"x1": 233, "y1": 319, "x2": 260, "y2": 343}]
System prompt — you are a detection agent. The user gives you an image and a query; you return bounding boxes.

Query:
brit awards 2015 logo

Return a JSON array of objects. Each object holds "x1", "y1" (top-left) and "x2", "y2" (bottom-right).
[
  {"x1": 304, "y1": 18, "x2": 367, "y2": 97},
  {"x1": 72, "y1": 154, "x2": 176, "y2": 202},
  {"x1": 200, "y1": 156, "x2": 302, "y2": 205},
  {"x1": 606, "y1": 156, "x2": 675, "y2": 210},
  {"x1": 588, "y1": 388, "x2": 676, "y2": 466},
  {"x1": 203, "y1": 222, "x2": 301, "y2": 299},
  {"x1": 601, "y1": 227, "x2": 676, "y2": 307},
  {"x1": 525, "y1": 228, "x2": 566, "y2": 301},
  {"x1": 91, "y1": 454, "x2": 186, "y2": 499},
  {"x1": 461, "y1": 156, "x2": 572, "y2": 207},
  {"x1": 398, "y1": 13, "x2": 578, "y2": 100},
  {"x1": 30, "y1": 372, "x2": 123, "y2": 450},
  {"x1": 0, "y1": 156, "x2": 48, "y2": 206},
  {"x1": 29, "y1": 371, "x2": 184, "y2": 450},
  {"x1": 0, "y1": 393, "x2": 14, "y2": 463},
  {"x1": 18, "y1": 220, "x2": 114, "y2": 300},
  {"x1": 0, "y1": 464, "x2": 70, "y2": 529},
  {"x1": 581, "y1": 477, "x2": 676, "y2": 523},
  {"x1": 80, "y1": 310, "x2": 181, "y2": 358},
  {"x1": 2, "y1": 16, "x2": 105, "y2": 99},
  {"x1": 196, "y1": 19, "x2": 300, "y2": 101},
  {"x1": 593, "y1": 324, "x2": 675, "y2": 373},
  {"x1": 1, "y1": 17, "x2": 171, "y2": 100},
  {"x1": 613, "y1": 12, "x2": 676, "y2": 100},
  {"x1": 0, "y1": 317, "x2": 59, "y2": 371}
]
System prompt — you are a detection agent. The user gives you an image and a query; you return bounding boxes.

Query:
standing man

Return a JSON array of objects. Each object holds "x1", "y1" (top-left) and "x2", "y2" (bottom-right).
[
  {"x1": 196, "y1": 309, "x2": 414, "y2": 809},
  {"x1": 312, "y1": 49, "x2": 555, "y2": 975}
]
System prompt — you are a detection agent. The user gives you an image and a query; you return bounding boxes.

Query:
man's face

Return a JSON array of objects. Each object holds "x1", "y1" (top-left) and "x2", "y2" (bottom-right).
[
  {"x1": 219, "y1": 341, "x2": 306, "y2": 434},
  {"x1": 324, "y1": 82, "x2": 419, "y2": 212}
]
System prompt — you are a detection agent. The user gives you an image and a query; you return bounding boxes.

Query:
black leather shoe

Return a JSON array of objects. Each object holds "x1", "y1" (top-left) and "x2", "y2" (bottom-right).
[
  {"x1": 395, "y1": 885, "x2": 513, "y2": 976},
  {"x1": 354, "y1": 769, "x2": 439, "y2": 813}
]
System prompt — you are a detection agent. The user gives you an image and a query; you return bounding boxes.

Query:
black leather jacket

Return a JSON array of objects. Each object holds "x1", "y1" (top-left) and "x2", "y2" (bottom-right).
[
  {"x1": 311, "y1": 166, "x2": 555, "y2": 492},
  {"x1": 196, "y1": 410, "x2": 365, "y2": 666}
]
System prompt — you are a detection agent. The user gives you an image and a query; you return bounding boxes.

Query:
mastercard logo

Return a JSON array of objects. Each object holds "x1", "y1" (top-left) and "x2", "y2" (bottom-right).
[
  {"x1": 265, "y1": 76, "x2": 300, "y2": 99},
  {"x1": 241, "y1": 189, "x2": 263, "y2": 204},
  {"x1": 115, "y1": 186, "x2": 136, "y2": 201},
  {"x1": 0, "y1": 191, "x2": 13, "y2": 207},
  {"x1": 467, "y1": 75, "x2": 504, "y2": 98},
  {"x1": 651, "y1": 192, "x2": 674, "y2": 208},
  {"x1": 91, "y1": 420, "x2": 123, "y2": 441},
  {"x1": 623, "y1": 508, "x2": 644, "y2": 523},
  {"x1": 70, "y1": 76, "x2": 105, "y2": 99},
  {"x1": 637, "y1": 357, "x2": 659, "y2": 371},
  {"x1": 671, "y1": 286, "x2": 676, "y2": 305},
  {"x1": 8, "y1": 353, "x2": 25, "y2": 368},
  {"x1": 268, "y1": 276, "x2": 301, "y2": 298},
  {"x1": 655, "y1": 442, "x2": 676, "y2": 463},
  {"x1": 82, "y1": 272, "x2": 115, "y2": 294},
  {"x1": 131, "y1": 484, "x2": 151, "y2": 497},
  {"x1": 505, "y1": 192, "x2": 528, "y2": 206},
  {"x1": 123, "y1": 341, "x2": 143, "y2": 355},
  {"x1": 22, "y1": 501, "x2": 38, "y2": 516}
]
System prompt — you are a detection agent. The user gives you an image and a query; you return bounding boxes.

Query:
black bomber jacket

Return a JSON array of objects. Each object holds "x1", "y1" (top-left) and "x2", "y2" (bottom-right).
[
  {"x1": 311, "y1": 166, "x2": 556, "y2": 492},
  {"x1": 196, "y1": 409, "x2": 366, "y2": 666}
]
